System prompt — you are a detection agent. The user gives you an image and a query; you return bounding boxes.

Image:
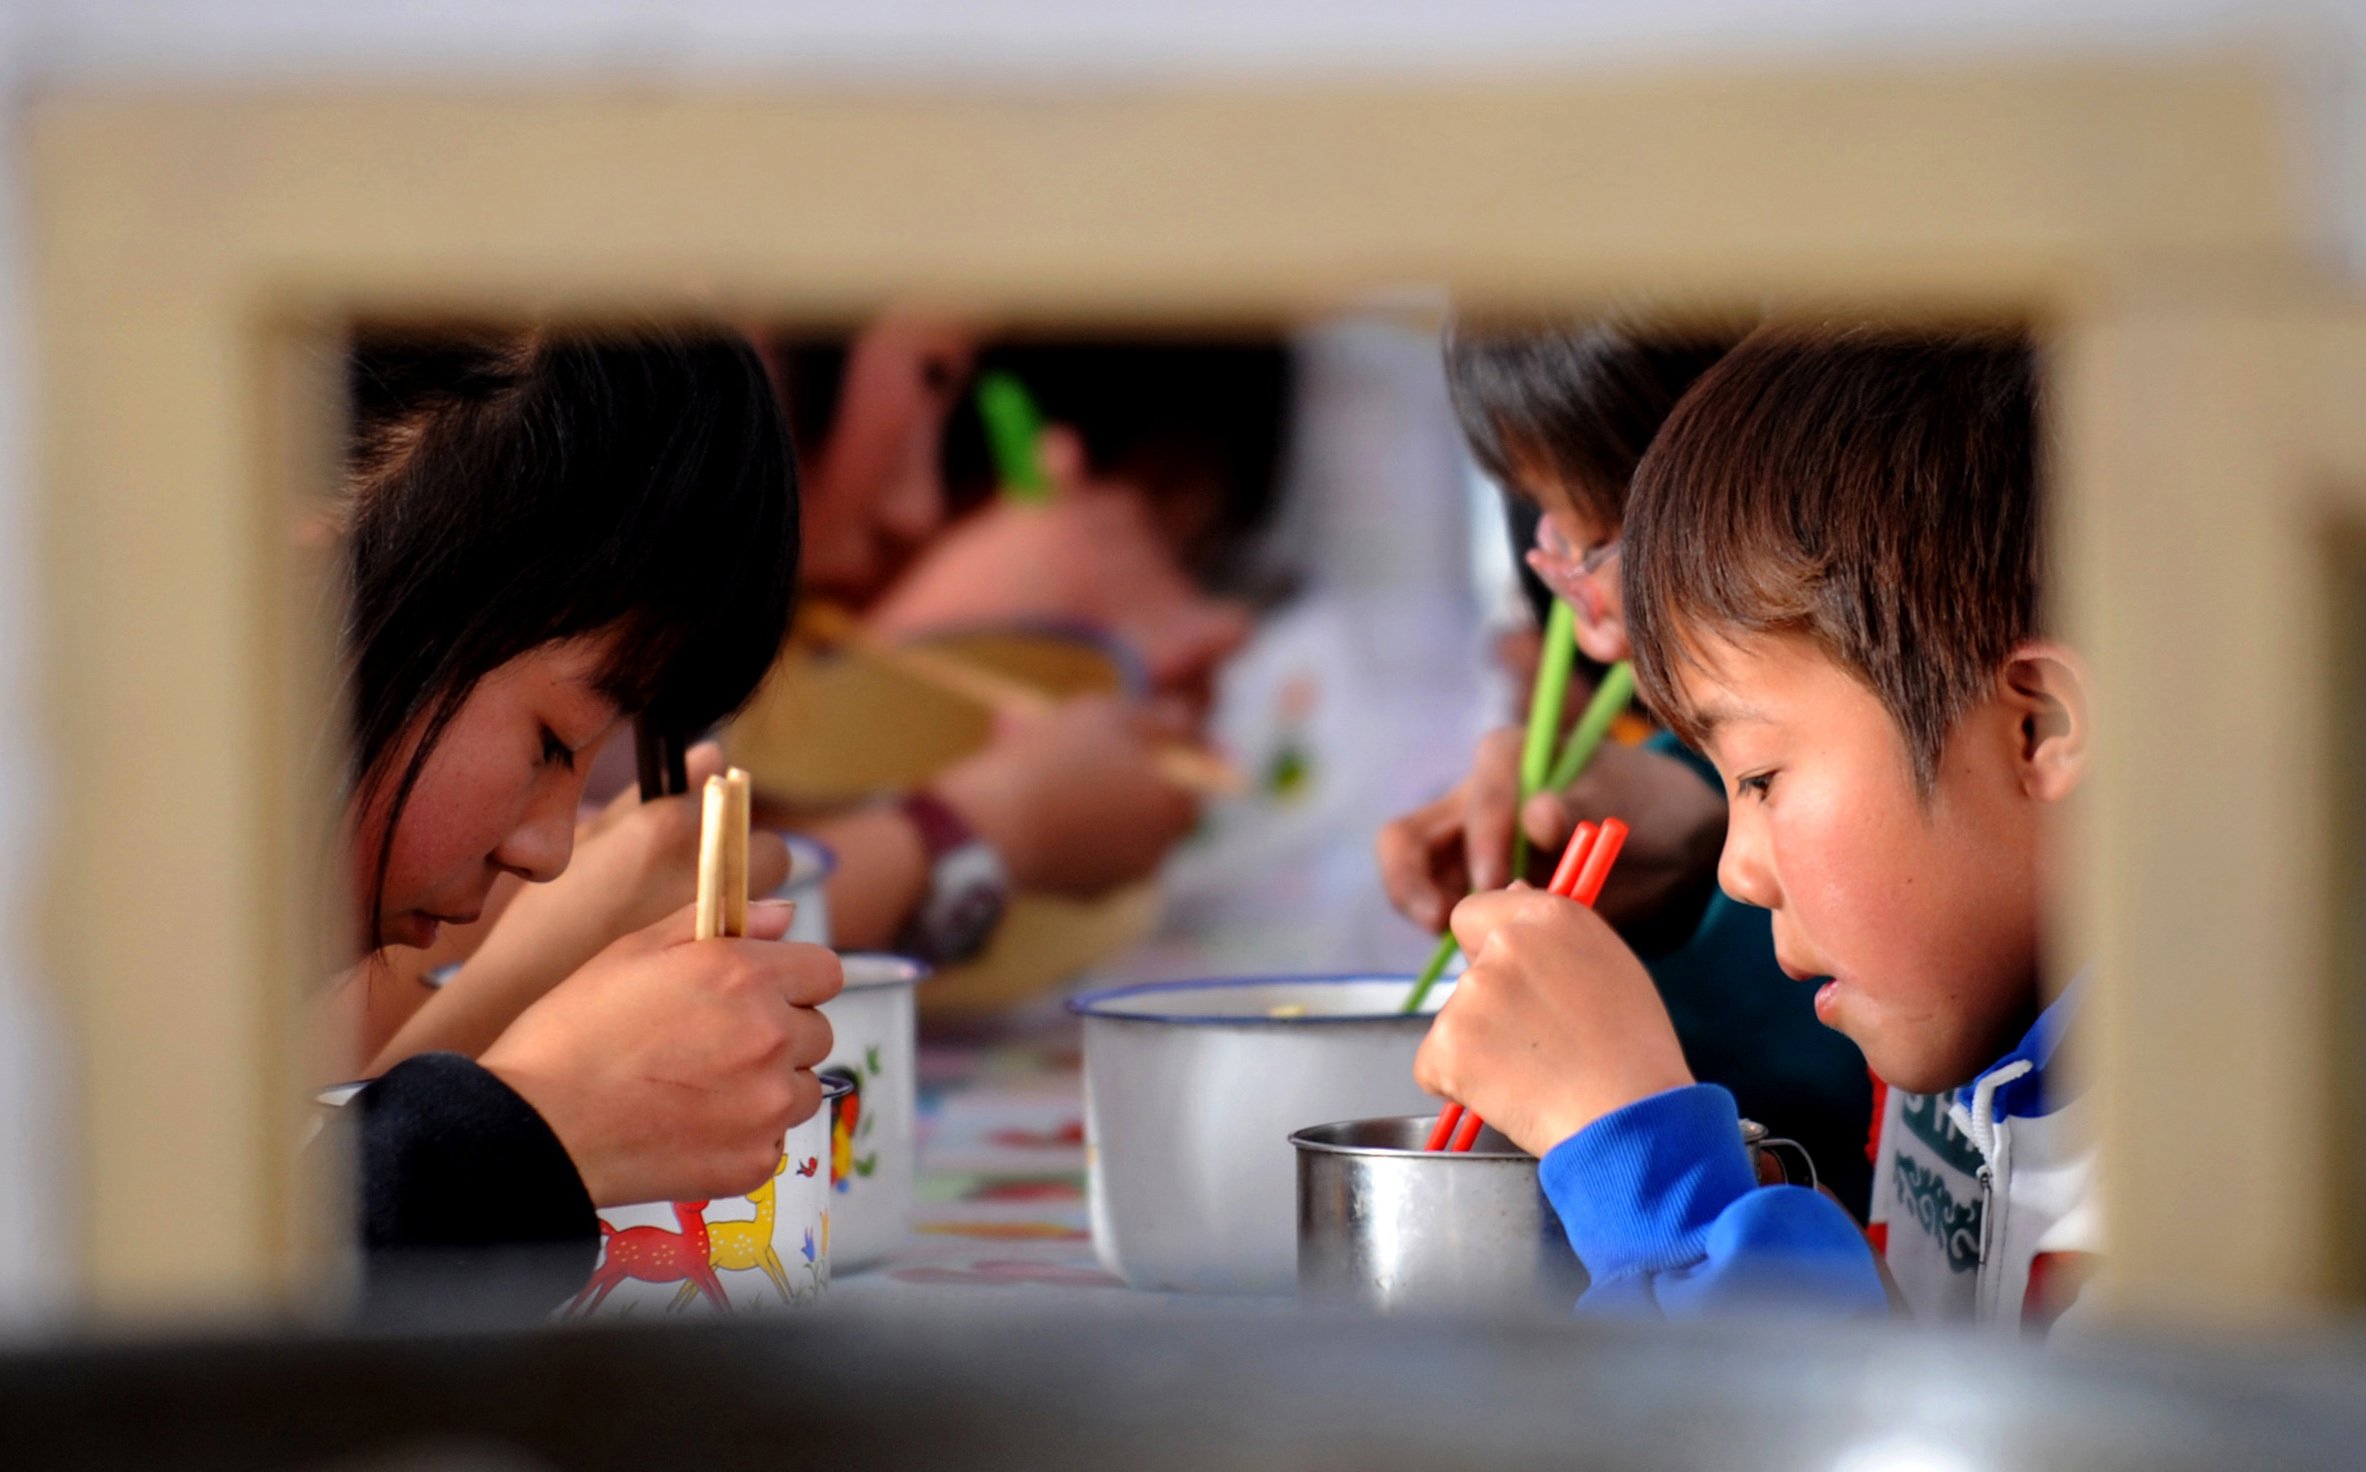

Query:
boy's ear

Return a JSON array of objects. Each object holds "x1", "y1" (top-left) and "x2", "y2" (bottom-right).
[{"x1": 2000, "y1": 641, "x2": 2092, "y2": 803}]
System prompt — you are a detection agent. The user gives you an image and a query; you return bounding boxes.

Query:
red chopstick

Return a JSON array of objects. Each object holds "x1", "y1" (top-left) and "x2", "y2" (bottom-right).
[{"x1": 1426, "y1": 816, "x2": 1629, "y2": 1153}]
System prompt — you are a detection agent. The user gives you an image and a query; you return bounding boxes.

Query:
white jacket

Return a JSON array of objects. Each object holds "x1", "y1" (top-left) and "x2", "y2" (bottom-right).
[{"x1": 1866, "y1": 986, "x2": 2100, "y2": 1331}]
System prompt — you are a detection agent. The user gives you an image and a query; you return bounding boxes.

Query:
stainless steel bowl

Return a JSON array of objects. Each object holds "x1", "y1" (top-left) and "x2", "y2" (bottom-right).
[{"x1": 1292, "y1": 1114, "x2": 1589, "y2": 1318}]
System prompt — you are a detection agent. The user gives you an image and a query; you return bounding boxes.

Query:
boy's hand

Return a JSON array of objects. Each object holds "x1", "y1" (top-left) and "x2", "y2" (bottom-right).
[
  {"x1": 1414, "y1": 888, "x2": 1693, "y2": 1158},
  {"x1": 481, "y1": 898, "x2": 842, "y2": 1208}
]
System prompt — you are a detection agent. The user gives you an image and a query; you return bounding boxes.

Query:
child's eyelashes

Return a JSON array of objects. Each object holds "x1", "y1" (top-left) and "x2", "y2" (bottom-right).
[
  {"x1": 1735, "y1": 771, "x2": 1777, "y2": 802},
  {"x1": 540, "y1": 726, "x2": 577, "y2": 772}
]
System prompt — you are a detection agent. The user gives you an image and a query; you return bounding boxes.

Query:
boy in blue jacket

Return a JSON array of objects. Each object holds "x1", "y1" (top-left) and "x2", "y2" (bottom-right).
[
  {"x1": 1377, "y1": 315, "x2": 1875, "y2": 1215},
  {"x1": 1415, "y1": 325, "x2": 2098, "y2": 1325}
]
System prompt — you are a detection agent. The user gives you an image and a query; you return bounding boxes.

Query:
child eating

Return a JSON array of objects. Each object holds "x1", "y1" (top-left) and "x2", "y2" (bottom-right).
[
  {"x1": 1379, "y1": 316, "x2": 1874, "y2": 1213},
  {"x1": 1415, "y1": 324, "x2": 2095, "y2": 1325}
]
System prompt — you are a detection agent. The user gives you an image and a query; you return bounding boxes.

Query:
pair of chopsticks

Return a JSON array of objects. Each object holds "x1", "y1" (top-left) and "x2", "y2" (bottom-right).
[
  {"x1": 640, "y1": 720, "x2": 752, "y2": 939},
  {"x1": 798, "y1": 601, "x2": 1248, "y2": 799},
  {"x1": 695, "y1": 766, "x2": 755, "y2": 941},
  {"x1": 1423, "y1": 814, "x2": 1630, "y2": 1152},
  {"x1": 1399, "y1": 605, "x2": 1636, "y2": 1014}
]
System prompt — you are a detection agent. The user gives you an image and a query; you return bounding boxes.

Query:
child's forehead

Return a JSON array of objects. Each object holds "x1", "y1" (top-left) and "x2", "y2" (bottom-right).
[{"x1": 1669, "y1": 628, "x2": 1862, "y2": 734}]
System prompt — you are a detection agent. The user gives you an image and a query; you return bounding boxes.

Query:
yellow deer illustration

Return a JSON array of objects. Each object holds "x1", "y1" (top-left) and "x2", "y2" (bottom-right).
[{"x1": 675, "y1": 1153, "x2": 794, "y2": 1308}]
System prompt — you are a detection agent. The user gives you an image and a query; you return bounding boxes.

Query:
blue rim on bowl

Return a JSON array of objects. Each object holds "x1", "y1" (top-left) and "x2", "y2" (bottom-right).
[
  {"x1": 1065, "y1": 973, "x2": 1443, "y2": 1026},
  {"x1": 777, "y1": 833, "x2": 840, "y2": 890},
  {"x1": 837, "y1": 952, "x2": 933, "y2": 991}
]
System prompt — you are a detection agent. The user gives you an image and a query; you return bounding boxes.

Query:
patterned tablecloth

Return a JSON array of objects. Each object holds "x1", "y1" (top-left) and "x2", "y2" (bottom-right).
[
  {"x1": 825, "y1": 1008, "x2": 1112, "y2": 1305},
  {"x1": 827, "y1": 1004, "x2": 1293, "y2": 1313}
]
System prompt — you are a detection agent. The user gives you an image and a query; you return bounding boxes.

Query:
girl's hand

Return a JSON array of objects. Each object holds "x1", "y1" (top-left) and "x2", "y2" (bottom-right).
[
  {"x1": 369, "y1": 740, "x2": 789, "y2": 1067},
  {"x1": 499, "y1": 740, "x2": 791, "y2": 962},
  {"x1": 1413, "y1": 888, "x2": 1692, "y2": 1158},
  {"x1": 480, "y1": 898, "x2": 842, "y2": 1207}
]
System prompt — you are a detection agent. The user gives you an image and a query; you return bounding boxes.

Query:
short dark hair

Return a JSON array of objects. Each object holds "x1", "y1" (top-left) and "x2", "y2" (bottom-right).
[
  {"x1": 952, "y1": 339, "x2": 1292, "y2": 577},
  {"x1": 1623, "y1": 324, "x2": 2042, "y2": 792},
  {"x1": 1443, "y1": 315, "x2": 1746, "y2": 528},
  {"x1": 342, "y1": 325, "x2": 799, "y2": 937}
]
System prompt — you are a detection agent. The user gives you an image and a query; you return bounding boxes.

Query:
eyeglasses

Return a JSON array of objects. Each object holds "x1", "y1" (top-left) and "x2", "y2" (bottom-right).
[{"x1": 1528, "y1": 515, "x2": 1621, "y2": 622}]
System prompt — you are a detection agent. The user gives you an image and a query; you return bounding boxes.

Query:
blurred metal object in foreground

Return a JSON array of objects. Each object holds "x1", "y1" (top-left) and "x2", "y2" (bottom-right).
[{"x1": 2, "y1": 1306, "x2": 2364, "y2": 1471}]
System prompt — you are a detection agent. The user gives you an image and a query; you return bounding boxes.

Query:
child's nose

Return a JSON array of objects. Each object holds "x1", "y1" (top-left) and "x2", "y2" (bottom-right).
[
  {"x1": 1717, "y1": 815, "x2": 1780, "y2": 911},
  {"x1": 496, "y1": 784, "x2": 578, "y2": 884}
]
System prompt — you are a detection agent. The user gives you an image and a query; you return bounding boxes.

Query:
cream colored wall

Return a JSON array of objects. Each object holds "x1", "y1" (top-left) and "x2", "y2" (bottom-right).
[
  {"x1": 2057, "y1": 286, "x2": 2366, "y2": 1323},
  {"x1": 29, "y1": 60, "x2": 2361, "y2": 1321}
]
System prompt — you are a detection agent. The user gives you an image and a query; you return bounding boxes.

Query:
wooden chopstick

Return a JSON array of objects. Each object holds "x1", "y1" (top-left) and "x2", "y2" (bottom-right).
[
  {"x1": 1426, "y1": 817, "x2": 1630, "y2": 1153},
  {"x1": 694, "y1": 766, "x2": 754, "y2": 941},
  {"x1": 799, "y1": 602, "x2": 1249, "y2": 799},
  {"x1": 723, "y1": 767, "x2": 750, "y2": 938}
]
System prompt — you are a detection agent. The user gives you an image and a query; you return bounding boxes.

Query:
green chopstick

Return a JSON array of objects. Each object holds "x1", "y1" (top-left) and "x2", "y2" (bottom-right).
[
  {"x1": 1545, "y1": 660, "x2": 1635, "y2": 791},
  {"x1": 1402, "y1": 930, "x2": 1463, "y2": 1016},
  {"x1": 975, "y1": 370, "x2": 1053, "y2": 506},
  {"x1": 1398, "y1": 646, "x2": 1639, "y2": 1016},
  {"x1": 1402, "y1": 601, "x2": 1577, "y2": 1014},
  {"x1": 1508, "y1": 601, "x2": 1579, "y2": 884}
]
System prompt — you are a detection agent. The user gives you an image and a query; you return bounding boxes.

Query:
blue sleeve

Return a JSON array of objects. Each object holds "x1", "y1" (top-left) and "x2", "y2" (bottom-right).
[{"x1": 1540, "y1": 1083, "x2": 1888, "y2": 1320}]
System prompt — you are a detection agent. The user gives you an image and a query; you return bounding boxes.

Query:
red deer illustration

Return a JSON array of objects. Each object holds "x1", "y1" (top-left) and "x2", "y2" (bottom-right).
[{"x1": 568, "y1": 1202, "x2": 729, "y2": 1315}]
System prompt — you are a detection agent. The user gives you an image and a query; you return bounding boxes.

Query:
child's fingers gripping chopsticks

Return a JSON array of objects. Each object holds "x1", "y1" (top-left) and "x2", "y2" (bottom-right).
[{"x1": 1429, "y1": 819, "x2": 1609, "y2": 1151}]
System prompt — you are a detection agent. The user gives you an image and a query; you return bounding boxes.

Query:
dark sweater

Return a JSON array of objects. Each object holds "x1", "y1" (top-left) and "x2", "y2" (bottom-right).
[{"x1": 348, "y1": 1052, "x2": 598, "y2": 1324}]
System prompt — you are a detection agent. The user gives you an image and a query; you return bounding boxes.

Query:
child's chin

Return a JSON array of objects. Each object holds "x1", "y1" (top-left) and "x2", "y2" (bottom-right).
[{"x1": 1856, "y1": 1035, "x2": 1972, "y2": 1097}]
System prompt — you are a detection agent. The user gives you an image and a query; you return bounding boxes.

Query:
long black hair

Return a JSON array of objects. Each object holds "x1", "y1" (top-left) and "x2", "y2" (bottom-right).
[{"x1": 340, "y1": 325, "x2": 799, "y2": 940}]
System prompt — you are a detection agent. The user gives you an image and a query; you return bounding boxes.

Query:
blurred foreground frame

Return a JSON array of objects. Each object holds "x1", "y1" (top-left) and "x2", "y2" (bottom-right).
[{"x1": 28, "y1": 62, "x2": 2366, "y2": 1324}]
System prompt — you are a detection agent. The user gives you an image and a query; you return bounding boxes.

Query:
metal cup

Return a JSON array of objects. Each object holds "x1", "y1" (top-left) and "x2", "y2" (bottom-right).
[
  {"x1": 1291, "y1": 1115, "x2": 1589, "y2": 1318},
  {"x1": 1293, "y1": 1113, "x2": 1819, "y2": 1318}
]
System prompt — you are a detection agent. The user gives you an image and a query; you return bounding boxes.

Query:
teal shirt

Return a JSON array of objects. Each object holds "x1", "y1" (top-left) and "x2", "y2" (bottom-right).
[{"x1": 1636, "y1": 731, "x2": 1874, "y2": 1216}]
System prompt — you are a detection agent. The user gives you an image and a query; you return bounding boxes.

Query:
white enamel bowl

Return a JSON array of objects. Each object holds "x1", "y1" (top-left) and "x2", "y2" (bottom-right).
[{"x1": 1069, "y1": 974, "x2": 1451, "y2": 1296}]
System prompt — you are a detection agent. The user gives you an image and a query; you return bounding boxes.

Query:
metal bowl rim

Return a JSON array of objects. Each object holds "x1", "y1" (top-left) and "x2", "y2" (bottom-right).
[
  {"x1": 1066, "y1": 972, "x2": 1448, "y2": 1026},
  {"x1": 1289, "y1": 1114, "x2": 1534, "y2": 1161}
]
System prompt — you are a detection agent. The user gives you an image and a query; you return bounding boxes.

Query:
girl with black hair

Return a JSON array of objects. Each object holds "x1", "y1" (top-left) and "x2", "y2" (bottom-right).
[
  {"x1": 369, "y1": 319, "x2": 1211, "y2": 1061},
  {"x1": 328, "y1": 326, "x2": 841, "y2": 1308}
]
